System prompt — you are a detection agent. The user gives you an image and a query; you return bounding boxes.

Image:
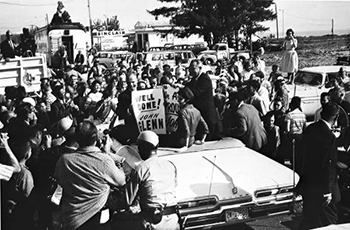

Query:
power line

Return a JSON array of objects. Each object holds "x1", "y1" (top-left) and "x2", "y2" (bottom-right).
[
  {"x1": 284, "y1": 11, "x2": 330, "y2": 21},
  {"x1": 0, "y1": 0, "x2": 75, "y2": 7}
]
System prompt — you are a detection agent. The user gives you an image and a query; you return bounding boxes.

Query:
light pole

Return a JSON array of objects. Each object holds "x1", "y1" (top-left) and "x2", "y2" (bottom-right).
[
  {"x1": 273, "y1": 2, "x2": 279, "y2": 39},
  {"x1": 87, "y1": 0, "x2": 94, "y2": 47}
]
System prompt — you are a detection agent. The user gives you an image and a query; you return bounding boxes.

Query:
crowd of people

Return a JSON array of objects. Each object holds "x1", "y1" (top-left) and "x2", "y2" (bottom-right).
[{"x1": 1, "y1": 27, "x2": 350, "y2": 230}]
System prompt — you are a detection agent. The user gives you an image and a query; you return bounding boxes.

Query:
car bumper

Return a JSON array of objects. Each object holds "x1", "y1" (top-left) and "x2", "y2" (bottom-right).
[{"x1": 180, "y1": 196, "x2": 302, "y2": 229}]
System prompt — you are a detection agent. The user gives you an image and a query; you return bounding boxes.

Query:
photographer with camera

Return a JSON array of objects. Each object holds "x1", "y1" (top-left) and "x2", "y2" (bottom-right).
[{"x1": 55, "y1": 121, "x2": 125, "y2": 230}]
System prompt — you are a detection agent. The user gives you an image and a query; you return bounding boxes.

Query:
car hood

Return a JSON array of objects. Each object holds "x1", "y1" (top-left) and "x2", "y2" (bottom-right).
[
  {"x1": 199, "y1": 50, "x2": 216, "y2": 55},
  {"x1": 159, "y1": 138, "x2": 299, "y2": 202},
  {"x1": 285, "y1": 83, "x2": 319, "y2": 99}
]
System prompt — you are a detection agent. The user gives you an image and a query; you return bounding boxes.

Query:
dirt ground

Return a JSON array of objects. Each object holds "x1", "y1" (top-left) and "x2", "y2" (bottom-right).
[{"x1": 263, "y1": 34, "x2": 350, "y2": 75}]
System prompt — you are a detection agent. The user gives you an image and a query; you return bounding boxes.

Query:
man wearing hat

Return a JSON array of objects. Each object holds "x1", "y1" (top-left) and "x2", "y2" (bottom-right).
[{"x1": 123, "y1": 130, "x2": 180, "y2": 230}]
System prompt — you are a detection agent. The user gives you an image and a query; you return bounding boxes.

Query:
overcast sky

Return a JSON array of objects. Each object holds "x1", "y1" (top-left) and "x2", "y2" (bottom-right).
[{"x1": 0, "y1": 0, "x2": 349, "y2": 37}]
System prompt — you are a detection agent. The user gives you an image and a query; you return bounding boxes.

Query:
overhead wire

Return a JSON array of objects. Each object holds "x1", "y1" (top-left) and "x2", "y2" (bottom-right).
[{"x1": 0, "y1": 0, "x2": 75, "y2": 7}]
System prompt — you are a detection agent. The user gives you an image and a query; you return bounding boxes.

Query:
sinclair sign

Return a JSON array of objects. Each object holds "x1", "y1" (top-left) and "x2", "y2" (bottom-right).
[{"x1": 92, "y1": 30, "x2": 127, "y2": 50}]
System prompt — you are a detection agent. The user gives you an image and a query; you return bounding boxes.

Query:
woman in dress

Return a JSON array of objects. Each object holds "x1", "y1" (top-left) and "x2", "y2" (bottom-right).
[{"x1": 280, "y1": 28, "x2": 298, "y2": 83}]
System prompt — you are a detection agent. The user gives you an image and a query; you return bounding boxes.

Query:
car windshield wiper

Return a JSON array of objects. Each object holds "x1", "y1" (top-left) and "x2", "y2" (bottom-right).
[{"x1": 202, "y1": 156, "x2": 238, "y2": 195}]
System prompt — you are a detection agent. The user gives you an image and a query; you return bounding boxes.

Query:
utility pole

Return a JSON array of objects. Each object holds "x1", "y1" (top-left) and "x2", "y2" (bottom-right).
[
  {"x1": 282, "y1": 9, "x2": 284, "y2": 36},
  {"x1": 46, "y1": 14, "x2": 49, "y2": 25},
  {"x1": 274, "y1": 2, "x2": 279, "y2": 39},
  {"x1": 331, "y1": 19, "x2": 334, "y2": 40},
  {"x1": 87, "y1": 0, "x2": 94, "y2": 48}
]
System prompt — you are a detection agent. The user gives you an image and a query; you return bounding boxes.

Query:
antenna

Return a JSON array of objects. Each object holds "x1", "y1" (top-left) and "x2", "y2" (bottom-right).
[{"x1": 208, "y1": 155, "x2": 216, "y2": 196}]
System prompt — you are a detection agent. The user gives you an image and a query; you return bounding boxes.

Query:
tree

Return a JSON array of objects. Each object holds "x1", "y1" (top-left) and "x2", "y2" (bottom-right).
[
  {"x1": 148, "y1": 0, "x2": 276, "y2": 49},
  {"x1": 92, "y1": 15, "x2": 120, "y2": 31}
]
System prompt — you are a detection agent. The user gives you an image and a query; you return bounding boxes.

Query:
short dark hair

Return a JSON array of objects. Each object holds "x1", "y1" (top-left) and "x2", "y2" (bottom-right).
[
  {"x1": 286, "y1": 28, "x2": 294, "y2": 36},
  {"x1": 321, "y1": 102, "x2": 339, "y2": 121},
  {"x1": 53, "y1": 85, "x2": 64, "y2": 97},
  {"x1": 290, "y1": 96, "x2": 301, "y2": 110},
  {"x1": 108, "y1": 125, "x2": 130, "y2": 145},
  {"x1": 15, "y1": 102, "x2": 33, "y2": 120},
  {"x1": 27, "y1": 124, "x2": 44, "y2": 140},
  {"x1": 229, "y1": 90, "x2": 245, "y2": 103},
  {"x1": 9, "y1": 139, "x2": 31, "y2": 162},
  {"x1": 248, "y1": 79, "x2": 261, "y2": 91},
  {"x1": 75, "y1": 121, "x2": 98, "y2": 147},
  {"x1": 263, "y1": 111, "x2": 275, "y2": 124},
  {"x1": 178, "y1": 87, "x2": 194, "y2": 103}
]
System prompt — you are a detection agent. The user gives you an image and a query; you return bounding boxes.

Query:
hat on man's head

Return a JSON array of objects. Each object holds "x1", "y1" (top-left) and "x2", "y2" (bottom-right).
[
  {"x1": 138, "y1": 131, "x2": 159, "y2": 148},
  {"x1": 22, "y1": 97, "x2": 36, "y2": 107},
  {"x1": 57, "y1": 116, "x2": 73, "y2": 135}
]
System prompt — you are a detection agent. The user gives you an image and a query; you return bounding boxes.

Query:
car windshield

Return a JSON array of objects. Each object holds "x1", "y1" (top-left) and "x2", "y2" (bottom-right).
[
  {"x1": 294, "y1": 71, "x2": 323, "y2": 86},
  {"x1": 98, "y1": 53, "x2": 110, "y2": 58}
]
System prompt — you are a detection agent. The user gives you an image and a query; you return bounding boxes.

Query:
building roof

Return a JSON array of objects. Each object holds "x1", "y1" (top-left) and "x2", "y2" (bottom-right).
[{"x1": 134, "y1": 20, "x2": 172, "y2": 30}]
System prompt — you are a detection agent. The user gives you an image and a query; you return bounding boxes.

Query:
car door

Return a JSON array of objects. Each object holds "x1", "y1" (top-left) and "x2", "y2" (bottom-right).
[{"x1": 293, "y1": 71, "x2": 323, "y2": 118}]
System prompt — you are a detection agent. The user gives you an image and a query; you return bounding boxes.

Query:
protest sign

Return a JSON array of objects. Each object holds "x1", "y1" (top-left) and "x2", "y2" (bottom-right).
[
  {"x1": 163, "y1": 86, "x2": 180, "y2": 133},
  {"x1": 132, "y1": 88, "x2": 166, "y2": 134}
]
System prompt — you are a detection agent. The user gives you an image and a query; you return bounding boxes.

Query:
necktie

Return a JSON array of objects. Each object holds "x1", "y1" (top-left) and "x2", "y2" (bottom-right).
[{"x1": 9, "y1": 40, "x2": 14, "y2": 50}]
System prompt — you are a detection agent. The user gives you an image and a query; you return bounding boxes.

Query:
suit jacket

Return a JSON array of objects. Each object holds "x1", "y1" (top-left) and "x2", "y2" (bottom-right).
[
  {"x1": 116, "y1": 89, "x2": 132, "y2": 121},
  {"x1": 1, "y1": 39, "x2": 16, "y2": 58},
  {"x1": 229, "y1": 103, "x2": 267, "y2": 151},
  {"x1": 298, "y1": 120, "x2": 340, "y2": 202},
  {"x1": 50, "y1": 99, "x2": 71, "y2": 124},
  {"x1": 186, "y1": 72, "x2": 218, "y2": 126}
]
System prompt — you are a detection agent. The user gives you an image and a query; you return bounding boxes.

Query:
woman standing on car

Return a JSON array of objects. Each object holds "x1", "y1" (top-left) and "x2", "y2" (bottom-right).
[{"x1": 280, "y1": 28, "x2": 298, "y2": 83}]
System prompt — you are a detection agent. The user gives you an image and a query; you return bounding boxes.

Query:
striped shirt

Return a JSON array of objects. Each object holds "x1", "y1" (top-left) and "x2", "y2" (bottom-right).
[{"x1": 285, "y1": 108, "x2": 306, "y2": 135}]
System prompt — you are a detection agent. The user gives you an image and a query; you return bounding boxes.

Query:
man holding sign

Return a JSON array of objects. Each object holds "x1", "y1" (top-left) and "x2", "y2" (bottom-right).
[{"x1": 131, "y1": 88, "x2": 166, "y2": 135}]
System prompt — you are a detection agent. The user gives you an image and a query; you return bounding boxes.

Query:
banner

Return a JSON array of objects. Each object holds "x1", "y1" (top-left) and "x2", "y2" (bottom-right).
[
  {"x1": 163, "y1": 86, "x2": 180, "y2": 133},
  {"x1": 132, "y1": 88, "x2": 166, "y2": 134}
]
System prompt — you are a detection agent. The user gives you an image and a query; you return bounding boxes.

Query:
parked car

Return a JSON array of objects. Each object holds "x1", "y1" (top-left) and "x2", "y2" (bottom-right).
[
  {"x1": 95, "y1": 51, "x2": 135, "y2": 70},
  {"x1": 158, "y1": 138, "x2": 301, "y2": 229},
  {"x1": 336, "y1": 56, "x2": 350, "y2": 65},
  {"x1": 144, "y1": 50, "x2": 196, "y2": 68},
  {"x1": 285, "y1": 65, "x2": 350, "y2": 120},
  {"x1": 148, "y1": 46, "x2": 166, "y2": 52},
  {"x1": 197, "y1": 43, "x2": 250, "y2": 65}
]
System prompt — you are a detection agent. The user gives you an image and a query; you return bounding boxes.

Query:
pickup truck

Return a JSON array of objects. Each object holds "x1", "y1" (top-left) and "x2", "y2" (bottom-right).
[
  {"x1": 0, "y1": 56, "x2": 47, "y2": 94},
  {"x1": 197, "y1": 43, "x2": 250, "y2": 65}
]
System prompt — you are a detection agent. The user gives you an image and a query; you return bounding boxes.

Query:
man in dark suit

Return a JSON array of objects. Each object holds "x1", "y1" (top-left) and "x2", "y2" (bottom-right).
[
  {"x1": 226, "y1": 90, "x2": 267, "y2": 151},
  {"x1": 50, "y1": 85, "x2": 71, "y2": 125},
  {"x1": 1, "y1": 30, "x2": 17, "y2": 59},
  {"x1": 186, "y1": 59, "x2": 219, "y2": 140},
  {"x1": 115, "y1": 73, "x2": 139, "y2": 142},
  {"x1": 298, "y1": 102, "x2": 341, "y2": 229}
]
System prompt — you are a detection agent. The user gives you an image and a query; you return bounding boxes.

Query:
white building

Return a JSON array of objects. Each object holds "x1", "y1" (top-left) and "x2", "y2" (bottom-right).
[{"x1": 134, "y1": 21, "x2": 204, "y2": 51}]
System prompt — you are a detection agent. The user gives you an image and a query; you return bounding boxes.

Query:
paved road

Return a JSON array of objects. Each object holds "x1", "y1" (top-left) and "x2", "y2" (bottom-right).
[{"x1": 218, "y1": 214, "x2": 302, "y2": 230}]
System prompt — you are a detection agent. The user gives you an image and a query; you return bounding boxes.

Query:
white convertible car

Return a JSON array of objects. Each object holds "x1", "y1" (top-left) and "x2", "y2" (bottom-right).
[{"x1": 158, "y1": 138, "x2": 300, "y2": 229}]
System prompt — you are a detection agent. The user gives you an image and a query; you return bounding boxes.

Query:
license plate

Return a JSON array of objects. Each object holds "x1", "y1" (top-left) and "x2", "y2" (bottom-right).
[{"x1": 225, "y1": 207, "x2": 249, "y2": 222}]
